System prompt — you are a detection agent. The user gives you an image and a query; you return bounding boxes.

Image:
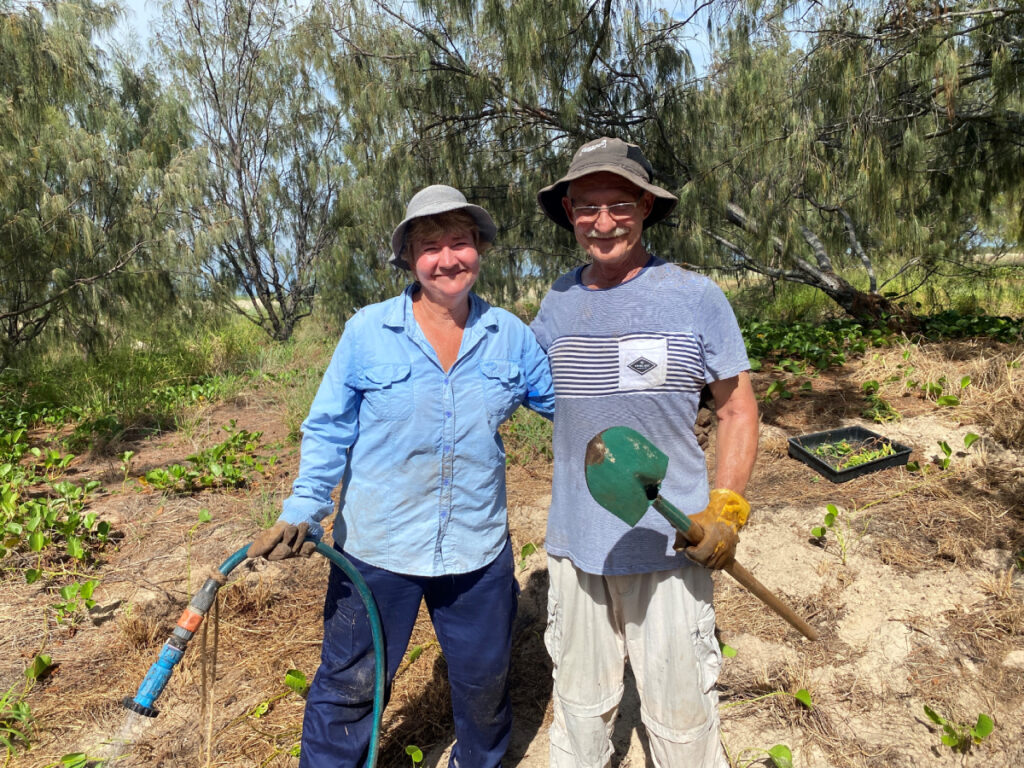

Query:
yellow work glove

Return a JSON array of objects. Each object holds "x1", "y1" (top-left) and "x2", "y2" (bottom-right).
[
  {"x1": 673, "y1": 488, "x2": 750, "y2": 570},
  {"x1": 248, "y1": 521, "x2": 317, "y2": 561}
]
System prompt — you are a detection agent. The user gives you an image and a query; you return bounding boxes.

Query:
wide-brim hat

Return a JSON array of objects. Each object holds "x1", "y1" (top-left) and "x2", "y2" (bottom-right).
[
  {"x1": 537, "y1": 137, "x2": 678, "y2": 231},
  {"x1": 390, "y1": 185, "x2": 497, "y2": 269}
]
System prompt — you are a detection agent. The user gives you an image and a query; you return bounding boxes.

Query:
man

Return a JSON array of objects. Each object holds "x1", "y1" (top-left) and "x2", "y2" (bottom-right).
[{"x1": 530, "y1": 137, "x2": 759, "y2": 767}]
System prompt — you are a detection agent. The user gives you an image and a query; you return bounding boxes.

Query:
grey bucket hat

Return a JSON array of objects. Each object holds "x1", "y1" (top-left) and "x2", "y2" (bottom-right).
[
  {"x1": 390, "y1": 185, "x2": 497, "y2": 269},
  {"x1": 537, "y1": 137, "x2": 678, "y2": 231}
]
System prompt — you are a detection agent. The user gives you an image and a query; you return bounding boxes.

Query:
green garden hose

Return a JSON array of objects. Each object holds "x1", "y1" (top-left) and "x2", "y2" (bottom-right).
[{"x1": 123, "y1": 539, "x2": 385, "y2": 767}]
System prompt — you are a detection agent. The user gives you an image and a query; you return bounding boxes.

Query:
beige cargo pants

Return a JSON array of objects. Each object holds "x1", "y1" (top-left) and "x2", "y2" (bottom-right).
[{"x1": 545, "y1": 555, "x2": 728, "y2": 768}]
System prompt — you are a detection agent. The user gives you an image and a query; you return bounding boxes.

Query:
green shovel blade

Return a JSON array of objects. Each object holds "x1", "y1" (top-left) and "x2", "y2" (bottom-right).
[{"x1": 584, "y1": 426, "x2": 669, "y2": 526}]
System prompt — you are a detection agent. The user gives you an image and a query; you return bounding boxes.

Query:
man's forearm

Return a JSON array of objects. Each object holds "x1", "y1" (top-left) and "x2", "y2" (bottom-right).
[{"x1": 709, "y1": 372, "x2": 759, "y2": 495}]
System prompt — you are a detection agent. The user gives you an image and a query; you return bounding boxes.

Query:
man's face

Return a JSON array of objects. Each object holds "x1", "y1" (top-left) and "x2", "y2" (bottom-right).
[{"x1": 562, "y1": 172, "x2": 654, "y2": 269}]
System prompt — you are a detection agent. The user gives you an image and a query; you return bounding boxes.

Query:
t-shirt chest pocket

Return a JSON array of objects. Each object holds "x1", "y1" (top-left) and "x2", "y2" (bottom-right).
[
  {"x1": 618, "y1": 337, "x2": 668, "y2": 391},
  {"x1": 360, "y1": 364, "x2": 413, "y2": 421},
  {"x1": 480, "y1": 359, "x2": 523, "y2": 429}
]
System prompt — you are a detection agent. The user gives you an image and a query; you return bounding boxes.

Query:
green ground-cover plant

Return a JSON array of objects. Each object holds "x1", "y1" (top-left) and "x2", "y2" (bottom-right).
[
  {"x1": 0, "y1": 682, "x2": 33, "y2": 758},
  {"x1": 2, "y1": 315, "x2": 263, "y2": 452},
  {"x1": 1, "y1": 454, "x2": 110, "y2": 568},
  {"x1": 741, "y1": 311, "x2": 1022, "y2": 376},
  {"x1": 916, "y1": 311, "x2": 1022, "y2": 343},
  {"x1": 1, "y1": 654, "x2": 53, "y2": 758},
  {"x1": 761, "y1": 379, "x2": 795, "y2": 402},
  {"x1": 51, "y1": 579, "x2": 99, "y2": 625},
  {"x1": 923, "y1": 705, "x2": 994, "y2": 753},
  {"x1": 861, "y1": 380, "x2": 901, "y2": 423},
  {"x1": 501, "y1": 409, "x2": 553, "y2": 466},
  {"x1": 142, "y1": 423, "x2": 269, "y2": 494}
]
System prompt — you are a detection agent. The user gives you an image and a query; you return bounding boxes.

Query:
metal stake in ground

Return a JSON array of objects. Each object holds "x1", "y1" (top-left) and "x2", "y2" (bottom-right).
[{"x1": 585, "y1": 426, "x2": 819, "y2": 641}]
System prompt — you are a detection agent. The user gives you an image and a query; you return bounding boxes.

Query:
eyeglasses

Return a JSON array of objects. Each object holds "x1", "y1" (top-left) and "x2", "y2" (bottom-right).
[{"x1": 570, "y1": 201, "x2": 641, "y2": 222}]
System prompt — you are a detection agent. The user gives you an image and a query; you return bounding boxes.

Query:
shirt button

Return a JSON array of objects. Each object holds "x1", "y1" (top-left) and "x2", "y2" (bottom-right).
[{"x1": 445, "y1": 411, "x2": 452, "y2": 418}]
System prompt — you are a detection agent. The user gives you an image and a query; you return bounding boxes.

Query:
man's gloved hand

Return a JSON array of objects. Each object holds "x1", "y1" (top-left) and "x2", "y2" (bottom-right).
[
  {"x1": 248, "y1": 521, "x2": 316, "y2": 560},
  {"x1": 674, "y1": 488, "x2": 750, "y2": 570}
]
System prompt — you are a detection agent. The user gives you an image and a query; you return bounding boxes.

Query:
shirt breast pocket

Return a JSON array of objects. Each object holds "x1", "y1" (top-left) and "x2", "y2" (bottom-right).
[
  {"x1": 360, "y1": 364, "x2": 413, "y2": 421},
  {"x1": 480, "y1": 360, "x2": 523, "y2": 430}
]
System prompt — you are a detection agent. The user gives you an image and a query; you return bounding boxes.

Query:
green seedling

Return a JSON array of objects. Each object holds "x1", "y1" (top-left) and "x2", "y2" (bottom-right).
[
  {"x1": 733, "y1": 743, "x2": 794, "y2": 768},
  {"x1": 938, "y1": 441, "x2": 952, "y2": 470},
  {"x1": 25, "y1": 654, "x2": 53, "y2": 682},
  {"x1": 923, "y1": 705, "x2": 993, "y2": 753},
  {"x1": 284, "y1": 669, "x2": 309, "y2": 697},
  {"x1": 722, "y1": 687, "x2": 813, "y2": 712},
  {"x1": 719, "y1": 640, "x2": 738, "y2": 658},
  {"x1": 519, "y1": 542, "x2": 537, "y2": 570},
  {"x1": 812, "y1": 439, "x2": 895, "y2": 471},
  {"x1": 119, "y1": 450, "x2": 135, "y2": 486},
  {"x1": 44, "y1": 754, "x2": 106, "y2": 768},
  {"x1": 405, "y1": 744, "x2": 424, "y2": 766},
  {"x1": 811, "y1": 504, "x2": 851, "y2": 564}
]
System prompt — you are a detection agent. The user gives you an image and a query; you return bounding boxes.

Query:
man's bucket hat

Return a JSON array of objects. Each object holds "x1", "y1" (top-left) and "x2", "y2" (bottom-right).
[
  {"x1": 390, "y1": 185, "x2": 497, "y2": 269},
  {"x1": 537, "y1": 137, "x2": 678, "y2": 231}
]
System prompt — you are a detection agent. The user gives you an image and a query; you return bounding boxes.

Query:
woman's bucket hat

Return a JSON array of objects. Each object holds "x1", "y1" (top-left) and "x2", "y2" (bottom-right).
[{"x1": 390, "y1": 185, "x2": 497, "y2": 269}]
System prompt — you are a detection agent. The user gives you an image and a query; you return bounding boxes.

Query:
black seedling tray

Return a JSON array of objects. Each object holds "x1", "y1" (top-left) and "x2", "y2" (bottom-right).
[{"x1": 788, "y1": 426, "x2": 912, "y2": 483}]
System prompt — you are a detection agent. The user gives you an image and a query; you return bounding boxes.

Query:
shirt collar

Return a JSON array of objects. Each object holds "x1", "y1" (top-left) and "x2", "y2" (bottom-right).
[{"x1": 382, "y1": 285, "x2": 497, "y2": 333}]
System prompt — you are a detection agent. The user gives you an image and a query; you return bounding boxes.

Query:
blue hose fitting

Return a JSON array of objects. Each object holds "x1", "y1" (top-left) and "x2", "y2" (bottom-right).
[
  {"x1": 122, "y1": 638, "x2": 186, "y2": 717},
  {"x1": 122, "y1": 540, "x2": 385, "y2": 767}
]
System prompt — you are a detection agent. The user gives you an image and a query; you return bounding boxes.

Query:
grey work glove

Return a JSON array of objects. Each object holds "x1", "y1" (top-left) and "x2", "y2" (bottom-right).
[{"x1": 248, "y1": 521, "x2": 316, "y2": 560}]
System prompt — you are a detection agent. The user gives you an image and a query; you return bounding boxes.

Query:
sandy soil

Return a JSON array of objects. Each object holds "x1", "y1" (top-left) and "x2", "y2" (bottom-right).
[{"x1": 1, "y1": 341, "x2": 1021, "y2": 768}]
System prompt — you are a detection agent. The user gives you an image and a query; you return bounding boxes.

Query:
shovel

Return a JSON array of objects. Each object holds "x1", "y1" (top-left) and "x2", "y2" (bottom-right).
[{"x1": 585, "y1": 426, "x2": 819, "y2": 641}]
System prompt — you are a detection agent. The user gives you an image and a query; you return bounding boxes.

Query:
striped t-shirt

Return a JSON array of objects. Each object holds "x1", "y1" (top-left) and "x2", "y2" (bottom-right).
[{"x1": 530, "y1": 257, "x2": 750, "y2": 574}]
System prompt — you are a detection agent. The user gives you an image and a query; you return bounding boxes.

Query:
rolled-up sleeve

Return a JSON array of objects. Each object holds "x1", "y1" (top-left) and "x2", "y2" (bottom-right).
[{"x1": 520, "y1": 326, "x2": 554, "y2": 420}]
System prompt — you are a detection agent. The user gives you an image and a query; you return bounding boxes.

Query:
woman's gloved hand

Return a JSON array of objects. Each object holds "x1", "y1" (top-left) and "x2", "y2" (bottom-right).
[
  {"x1": 248, "y1": 521, "x2": 317, "y2": 560},
  {"x1": 674, "y1": 488, "x2": 750, "y2": 570}
]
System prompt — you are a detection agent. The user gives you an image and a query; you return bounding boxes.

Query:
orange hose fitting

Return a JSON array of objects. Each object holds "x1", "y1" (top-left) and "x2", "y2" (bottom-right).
[{"x1": 177, "y1": 607, "x2": 204, "y2": 633}]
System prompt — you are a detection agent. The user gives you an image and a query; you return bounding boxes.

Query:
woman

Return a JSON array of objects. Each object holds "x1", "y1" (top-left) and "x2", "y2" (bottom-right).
[{"x1": 248, "y1": 185, "x2": 554, "y2": 767}]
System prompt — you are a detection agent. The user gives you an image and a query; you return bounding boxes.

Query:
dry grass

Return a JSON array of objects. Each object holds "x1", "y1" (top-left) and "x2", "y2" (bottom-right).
[{"x1": 856, "y1": 342, "x2": 1024, "y2": 450}]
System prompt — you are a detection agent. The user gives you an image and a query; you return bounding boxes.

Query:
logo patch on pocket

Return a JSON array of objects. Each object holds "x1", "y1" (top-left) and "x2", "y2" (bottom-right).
[
  {"x1": 618, "y1": 338, "x2": 668, "y2": 390},
  {"x1": 627, "y1": 357, "x2": 657, "y2": 375}
]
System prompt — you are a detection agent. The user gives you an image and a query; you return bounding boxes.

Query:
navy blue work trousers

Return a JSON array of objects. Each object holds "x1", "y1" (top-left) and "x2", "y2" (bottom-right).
[{"x1": 299, "y1": 538, "x2": 517, "y2": 768}]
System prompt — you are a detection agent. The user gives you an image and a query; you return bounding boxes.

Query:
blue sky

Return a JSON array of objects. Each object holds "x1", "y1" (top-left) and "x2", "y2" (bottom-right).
[{"x1": 117, "y1": 0, "x2": 159, "y2": 42}]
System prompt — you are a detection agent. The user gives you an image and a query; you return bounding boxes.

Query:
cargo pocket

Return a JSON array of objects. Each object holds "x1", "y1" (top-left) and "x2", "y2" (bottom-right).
[
  {"x1": 692, "y1": 606, "x2": 723, "y2": 695},
  {"x1": 360, "y1": 364, "x2": 412, "y2": 421},
  {"x1": 480, "y1": 359, "x2": 523, "y2": 430}
]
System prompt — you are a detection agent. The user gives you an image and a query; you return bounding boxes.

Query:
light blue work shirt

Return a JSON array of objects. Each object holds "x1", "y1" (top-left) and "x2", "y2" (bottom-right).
[{"x1": 280, "y1": 286, "x2": 554, "y2": 577}]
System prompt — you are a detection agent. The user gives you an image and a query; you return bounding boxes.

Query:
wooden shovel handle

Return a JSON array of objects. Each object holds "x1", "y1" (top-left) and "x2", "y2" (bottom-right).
[
  {"x1": 653, "y1": 497, "x2": 819, "y2": 641},
  {"x1": 722, "y1": 561, "x2": 819, "y2": 640}
]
